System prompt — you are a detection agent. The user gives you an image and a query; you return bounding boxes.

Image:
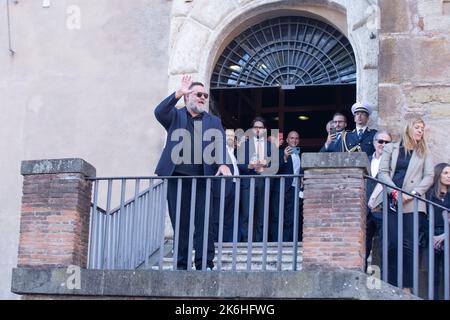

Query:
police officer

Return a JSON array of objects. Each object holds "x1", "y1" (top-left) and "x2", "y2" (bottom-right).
[{"x1": 341, "y1": 102, "x2": 377, "y2": 157}]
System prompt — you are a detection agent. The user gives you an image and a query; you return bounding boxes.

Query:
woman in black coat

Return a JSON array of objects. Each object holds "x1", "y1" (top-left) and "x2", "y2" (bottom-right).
[{"x1": 426, "y1": 162, "x2": 450, "y2": 299}]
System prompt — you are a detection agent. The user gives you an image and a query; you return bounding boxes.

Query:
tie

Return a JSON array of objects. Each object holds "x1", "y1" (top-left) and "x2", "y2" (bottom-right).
[
  {"x1": 257, "y1": 139, "x2": 264, "y2": 161},
  {"x1": 358, "y1": 129, "x2": 363, "y2": 139}
]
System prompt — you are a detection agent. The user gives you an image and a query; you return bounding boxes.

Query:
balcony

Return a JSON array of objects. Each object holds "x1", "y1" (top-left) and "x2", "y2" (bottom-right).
[{"x1": 11, "y1": 154, "x2": 449, "y2": 300}]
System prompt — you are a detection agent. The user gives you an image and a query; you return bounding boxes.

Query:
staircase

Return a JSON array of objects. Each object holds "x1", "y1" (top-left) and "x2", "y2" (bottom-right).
[{"x1": 141, "y1": 240, "x2": 303, "y2": 271}]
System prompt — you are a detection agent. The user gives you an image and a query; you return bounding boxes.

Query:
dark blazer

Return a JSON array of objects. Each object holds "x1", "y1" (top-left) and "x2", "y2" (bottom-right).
[
  {"x1": 154, "y1": 92, "x2": 226, "y2": 177},
  {"x1": 213, "y1": 150, "x2": 249, "y2": 198},
  {"x1": 236, "y1": 138, "x2": 277, "y2": 175},
  {"x1": 320, "y1": 129, "x2": 377, "y2": 155},
  {"x1": 274, "y1": 149, "x2": 303, "y2": 191},
  {"x1": 319, "y1": 131, "x2": 345, "y2": 152},
  {"x1": 343, "y1": 128, "x2": 377, "y2": 156}
]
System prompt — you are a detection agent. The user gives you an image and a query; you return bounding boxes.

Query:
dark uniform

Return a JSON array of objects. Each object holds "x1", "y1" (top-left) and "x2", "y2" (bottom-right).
[{"x1": 341, "y1": 127, "x2": 377, "y2": 157}]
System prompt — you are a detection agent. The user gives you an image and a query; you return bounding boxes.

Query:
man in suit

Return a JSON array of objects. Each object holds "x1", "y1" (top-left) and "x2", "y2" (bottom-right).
[
  {"x1": 238, "y1": 117, "x2": 276, "y2": 242},
  {"x1": 341, "y1": 102, "x2": 377, "y2": 157},
  {"x1": 270, "y1": 131, "x2": 304, "y2": 242},
  {"x1": 154, "y1": 75, "x2": 231, "y2": 270},
  {"x1": 320, "y1": 113, "x2": 348, "y2": 152},
  {"x1": 211, "y1": 129, "x2": 250, "y2": 243}
]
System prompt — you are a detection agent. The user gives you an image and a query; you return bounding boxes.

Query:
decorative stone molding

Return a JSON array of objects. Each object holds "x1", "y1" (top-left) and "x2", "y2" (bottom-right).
[{"x1": 168, "y1": 0, "x2": 379, "y2": 116}]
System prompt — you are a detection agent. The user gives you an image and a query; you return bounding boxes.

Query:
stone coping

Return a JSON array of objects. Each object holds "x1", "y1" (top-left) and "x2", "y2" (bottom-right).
[
  {"x1": 21, "y1": 158, "x2": 96, "y2": 177},
  {"x1": 11, "y1": 268, "x2": 418, "y2": 300},
  {"x1": 301, "y1": 152, "x2": 369, "y2": 173}
]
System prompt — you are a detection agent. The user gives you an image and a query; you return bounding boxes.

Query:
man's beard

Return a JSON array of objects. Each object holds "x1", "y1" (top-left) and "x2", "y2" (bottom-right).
[{"x1": 187, "y1": 101, "x2": 205, "y2": 114}]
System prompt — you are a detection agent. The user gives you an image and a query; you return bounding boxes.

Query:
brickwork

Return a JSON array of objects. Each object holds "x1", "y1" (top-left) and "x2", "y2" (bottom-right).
[
  {"x1": 17, "y1": 159, "x2": 95, "y2": 268},
  {"x1": 302, "y1": 153, "x2": 368, "y2": 271}
]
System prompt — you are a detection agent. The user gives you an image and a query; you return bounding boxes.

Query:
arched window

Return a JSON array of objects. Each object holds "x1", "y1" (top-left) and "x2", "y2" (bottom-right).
[{"x1": 211, "y1": 16, "x2": 356, "y2": 88}]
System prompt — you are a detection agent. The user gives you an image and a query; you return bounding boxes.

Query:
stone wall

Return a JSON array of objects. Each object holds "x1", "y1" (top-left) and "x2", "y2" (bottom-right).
[
  {"x1": 379, "y1": 0, "x2": 450, "y2": 164},
  {"x1": 168, "y1": 0, "x2": 380, "y2": 123},
  {"x1": 0, "y1": 0, "x2": 171, "y2": 299}
]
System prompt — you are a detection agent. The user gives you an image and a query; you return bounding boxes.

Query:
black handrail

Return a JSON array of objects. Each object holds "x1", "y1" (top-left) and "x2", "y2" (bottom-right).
[{"x1": 364, "y1": 175, "x2": 450, "y2": 212}]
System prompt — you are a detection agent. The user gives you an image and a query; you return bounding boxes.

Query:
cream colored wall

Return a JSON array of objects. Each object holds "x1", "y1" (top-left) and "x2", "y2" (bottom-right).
[{"x1": 0, "y1": 0, "x2": 171, "y2": 299}]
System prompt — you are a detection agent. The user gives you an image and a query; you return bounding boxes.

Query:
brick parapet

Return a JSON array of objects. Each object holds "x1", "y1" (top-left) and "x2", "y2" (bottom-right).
[
  {"x1": 301, "y1": 154, "x2": 368, "y2": 271},
  {"x1": 17, "y1": 159, "x2": 95, "y2": 268}
]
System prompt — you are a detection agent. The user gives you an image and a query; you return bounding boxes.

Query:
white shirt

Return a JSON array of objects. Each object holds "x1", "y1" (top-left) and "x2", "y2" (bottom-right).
[
  {"x1": 290, "y1": 153, "x2": 301, "y2": 187},
  {"x1": 227, "y1": 145, "x2": 239, "y2": 182},
  {"x1": 370, "y1": 153, "x2": 381, "y2": 178},
  {"x1": 356, "y1": 126, "x2": 368, "y2": 136},
  {"x1": 253, "y1": 136, "x2": 265, "y2": 160}
]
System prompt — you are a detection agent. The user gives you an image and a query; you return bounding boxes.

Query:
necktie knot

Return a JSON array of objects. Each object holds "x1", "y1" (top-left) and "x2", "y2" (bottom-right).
[{"x1": 358, "y1": 129, "x2": 363, "y2": 137}]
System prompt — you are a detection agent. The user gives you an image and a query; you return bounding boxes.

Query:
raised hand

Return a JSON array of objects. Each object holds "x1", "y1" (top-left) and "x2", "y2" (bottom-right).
[{"x1": 175, "y1": 75, "x2": 194, "y2": 99}]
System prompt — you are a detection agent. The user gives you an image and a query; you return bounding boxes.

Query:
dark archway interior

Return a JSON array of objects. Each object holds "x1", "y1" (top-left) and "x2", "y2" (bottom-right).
[
  {"x1": 210, "y1": 16, "x2": 357, "y2": 152},
  {"x1": 211, "y1": 84, "x2": 356, "y2": 152}
]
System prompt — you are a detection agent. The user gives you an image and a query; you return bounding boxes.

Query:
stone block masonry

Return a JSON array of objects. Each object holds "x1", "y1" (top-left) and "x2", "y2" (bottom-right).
[{"x1": 378, "y1": 0, "x2": 450, "y2": 164}]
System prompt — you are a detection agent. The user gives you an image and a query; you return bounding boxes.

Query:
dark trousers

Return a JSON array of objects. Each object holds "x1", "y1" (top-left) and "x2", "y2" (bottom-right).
[
  {"x1": 270, "y1": 186, "x2": 303, "y2": 242},
  {"x1": 212, "y1": 182, "x2": 250, "y2": 243},
  {"x1": 238, "y1": 186, "x2": 250, "y2": 242},
  {"x1": 212, "y1": 191, "x2": 235, "y2": 243},
  {"x1": 433, "y1": 249, "x2": 446, "y2": 300},
  {"x1": 167, "y1": 178, "x2": 215, "y2": 270},
  {"x1": 254, "y1": 177, "x2": 268, "y2": 242},
  {"x1": 365, "y1": 211, "x2": 383, "y2": 272},
  {"x1": 387, "y1": 211, "x2": 427, "y2": 288}
]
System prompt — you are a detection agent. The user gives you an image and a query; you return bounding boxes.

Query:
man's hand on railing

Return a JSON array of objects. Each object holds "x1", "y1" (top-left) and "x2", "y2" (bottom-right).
[
  {"x1": 215, "y1": 164, "x2": 232, "y2": 176},
  {"x1": 433, "y1": 234, "x2": 445, "y2": 251}
]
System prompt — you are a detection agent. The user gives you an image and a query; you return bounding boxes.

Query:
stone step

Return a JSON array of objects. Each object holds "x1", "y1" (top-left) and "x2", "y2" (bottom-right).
[
  {"x1": 144, "y1": 241, "x2": 303, "y2": 271},
  {"x1": 150, "y1": 260, "x2": 302, "y2": 271},
  {"x1": 160, "y1": 255, "x2": 302, "y2": 265}
]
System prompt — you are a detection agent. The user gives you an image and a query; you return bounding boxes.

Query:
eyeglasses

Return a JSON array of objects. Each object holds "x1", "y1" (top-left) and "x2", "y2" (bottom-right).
[
  {"x1": 253, "y1": 126, "x2": 265, "y2": 129},
  {"x1": 194, "y1": 92, "x2": 209, "y2": 99},
  {"x1": 377, "y1": 140, "x2": 391, "y2": 144}
]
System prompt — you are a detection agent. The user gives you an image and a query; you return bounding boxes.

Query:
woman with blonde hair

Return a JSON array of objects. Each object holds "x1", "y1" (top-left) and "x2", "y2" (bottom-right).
[{"x1": 378, "y1": 114, "x2": 434, "y2": 293}]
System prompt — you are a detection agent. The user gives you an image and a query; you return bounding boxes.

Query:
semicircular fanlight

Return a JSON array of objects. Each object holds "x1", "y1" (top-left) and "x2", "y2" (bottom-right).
[{"x1": 211, "y1": 16, "x2": 356, "y2": 88}]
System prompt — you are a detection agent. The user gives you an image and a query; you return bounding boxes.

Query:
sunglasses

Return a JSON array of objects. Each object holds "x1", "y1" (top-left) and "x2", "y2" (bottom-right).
[
  {"x1": 377, "y1": 139, "x2": 391, "y2": 144},
  {"x1": 194, "y1": 92, "x2": 209, "y2": 99}
]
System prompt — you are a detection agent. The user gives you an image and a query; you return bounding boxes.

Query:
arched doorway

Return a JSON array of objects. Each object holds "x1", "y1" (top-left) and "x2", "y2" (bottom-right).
[{"x1": 209, "y1": 16, "x2": 357, "y2": 152}]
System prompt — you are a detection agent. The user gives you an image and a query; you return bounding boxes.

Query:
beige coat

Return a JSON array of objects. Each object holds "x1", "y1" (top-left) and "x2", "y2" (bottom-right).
[{"x1": 374, "y1": 141, "x2": 434, "y2": 213}]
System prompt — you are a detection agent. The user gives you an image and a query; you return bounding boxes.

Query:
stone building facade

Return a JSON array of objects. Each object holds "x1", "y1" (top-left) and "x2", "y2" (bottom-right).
[{"x1": 1, "y1": 0, "x2": 449, "y2": 299}]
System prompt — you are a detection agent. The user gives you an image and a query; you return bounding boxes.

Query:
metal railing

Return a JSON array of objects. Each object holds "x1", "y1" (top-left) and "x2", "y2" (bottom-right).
[
  {"x1": 87, "y1": 175, "x2": 303, "y2": 272},
  {"x1": 365, "y1": 175, "x2": 450, "y2": 300},
  {"x1": 87, "y1": 178, "x2": 165, "y2": 269}
]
